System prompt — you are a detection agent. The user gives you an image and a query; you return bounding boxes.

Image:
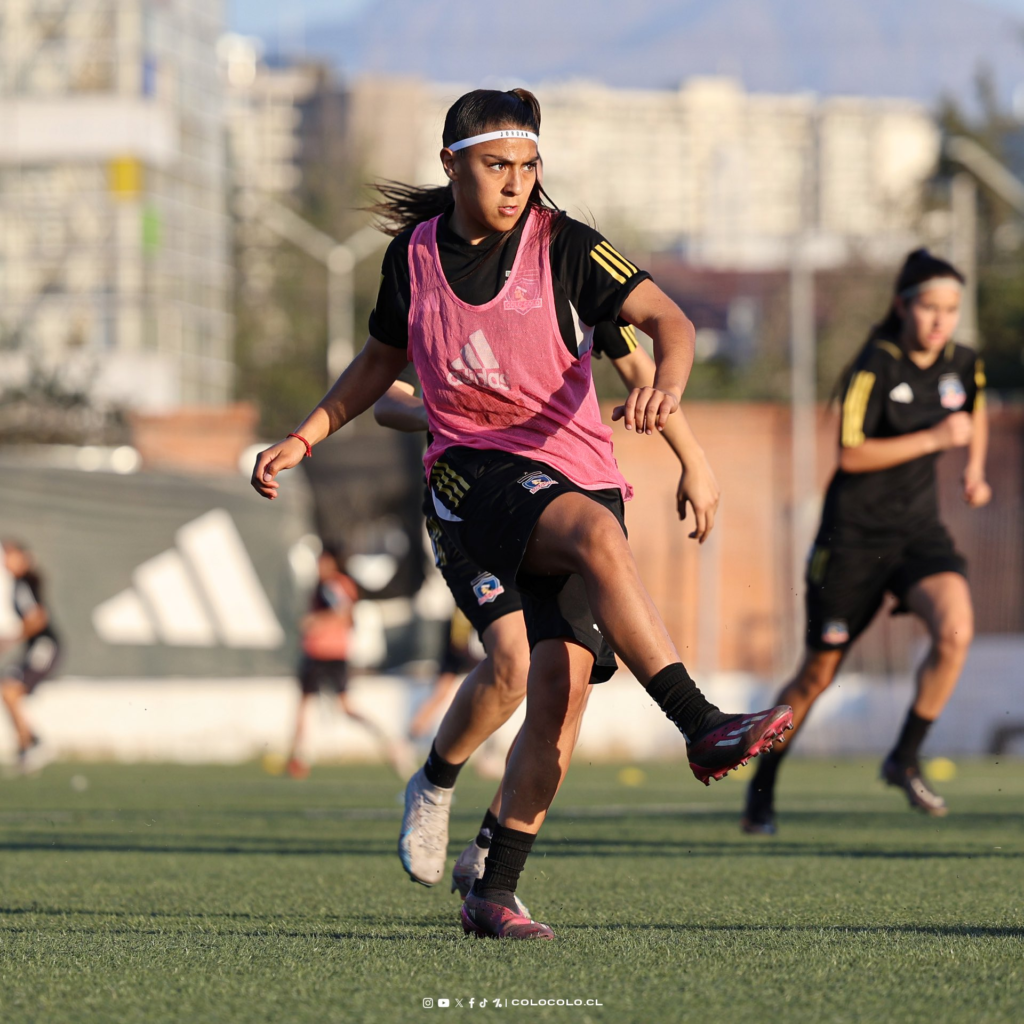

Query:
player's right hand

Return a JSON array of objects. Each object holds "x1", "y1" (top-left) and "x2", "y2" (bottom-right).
[
  {"x1": 932, "y1": 412, "x2": 973, "y2": 450},
  {"x1": 250, "y1": 436, "x2": 308, "y2": 499}
]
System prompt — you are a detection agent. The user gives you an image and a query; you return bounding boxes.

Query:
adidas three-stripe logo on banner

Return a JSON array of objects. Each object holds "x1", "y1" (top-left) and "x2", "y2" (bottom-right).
[{"x1": 92, "y1": 509, "x2": 285, "y2": 648}]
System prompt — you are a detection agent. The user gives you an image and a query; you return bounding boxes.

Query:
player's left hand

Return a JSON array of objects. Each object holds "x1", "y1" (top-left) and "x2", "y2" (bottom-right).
[
  {"x1": 677, "y1": 457, "x2": 721, "y2": 543},
  {"x1": 612, "y1": 386, "x2": 679, "y2": 436},
  {"x1": 963, "y1": 467, "x2": 992, "y2": 508}
]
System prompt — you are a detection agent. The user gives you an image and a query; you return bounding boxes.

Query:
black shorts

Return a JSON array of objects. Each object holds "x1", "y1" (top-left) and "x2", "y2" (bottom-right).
[
  {"x1": 428, "y1": 447, "x2": 624, "y2": 684},
  {"x1": 298, "y1": 657, "x2": 349, "y2": 695},
  {"x1": 7, "y1": 636, "x2": 61, "y2": 694},
  {"x1": 805, "y1": 519, "x2": 967, "y2": 651},
  {"x1": 425, "y1": 509, "x2": 523, "y2": 639}
]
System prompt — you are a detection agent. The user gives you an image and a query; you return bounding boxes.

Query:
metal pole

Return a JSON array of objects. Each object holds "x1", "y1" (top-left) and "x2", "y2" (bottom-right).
[
  {"x1": 789, "y1": 239, "x2": 817, "y2": 661},
  {"x1": 950, "y1": 172, "x2": 978, "y2": 348}
]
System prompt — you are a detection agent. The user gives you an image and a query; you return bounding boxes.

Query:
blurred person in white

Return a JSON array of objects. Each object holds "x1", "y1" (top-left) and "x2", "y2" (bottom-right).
[
  {"x1": 374, "y1": 320, "x2": 721, "y2": 906},
  {"x1": 286, "y1": 543, "x2": 412, "y2": 779},
  {"x1": 250, "y1": 87, "x2": 792, "y2": 940},
  {"x1": 1, "y1": 539, "x2": 62, "y2": 773},
  {"x1": 743, "y1": 249, "x2": 990, "y2": 835}
]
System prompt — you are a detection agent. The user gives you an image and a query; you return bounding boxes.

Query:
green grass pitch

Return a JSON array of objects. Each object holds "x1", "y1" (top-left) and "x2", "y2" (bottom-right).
[{"x1": 1, "y1": 758, "x2": 1021, "y2": 1023}]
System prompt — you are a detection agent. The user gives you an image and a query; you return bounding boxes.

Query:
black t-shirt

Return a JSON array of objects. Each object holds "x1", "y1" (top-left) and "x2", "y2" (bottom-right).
[
  {"x1": 369, "y1": 206, "x2": 651, "y2": 357},
  {"x1": 12, "y1": 574, "x2": 58, "y2": 648},
  {"x1": 821, "y1": 339, "x2": 985, "y2": 537}
]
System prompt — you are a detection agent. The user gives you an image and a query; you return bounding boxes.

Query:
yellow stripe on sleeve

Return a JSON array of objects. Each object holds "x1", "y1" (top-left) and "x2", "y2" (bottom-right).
[
  {"x1": 620, "y1": 325, "x2": 638, "y2": 352},
  {"x1": 595, "y1": 241, "x2": 638, "y2": 278},
  {"x1": 589, "y1": 248, "x2": 627, "y2": 284},
  {"x1": 973, "y1": 358, "x2": 987, "y2": 410},
  {"x1": 841, "y1": 371, "x2": 876, "y2": 448}
]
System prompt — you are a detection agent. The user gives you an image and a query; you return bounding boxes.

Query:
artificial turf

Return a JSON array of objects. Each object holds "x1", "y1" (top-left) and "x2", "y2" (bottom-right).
[{"x1": 0, "y1": 758, "x2": 1021, "y2": 1023}]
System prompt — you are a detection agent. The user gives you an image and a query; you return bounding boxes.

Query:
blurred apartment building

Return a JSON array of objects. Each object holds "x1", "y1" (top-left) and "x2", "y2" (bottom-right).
[
  {"x1": 219, "y1": 33, "x2": 332, "y2": 337},
  {"x1": 0, "y1": 0, "x2": 232, "y2": 410},
  {"x1": 348, "y1": 76, "x2": 939, "y2": 270}
]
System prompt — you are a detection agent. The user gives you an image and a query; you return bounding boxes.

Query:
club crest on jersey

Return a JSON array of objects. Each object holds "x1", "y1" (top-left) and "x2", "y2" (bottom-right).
[
  {"x1": 503, "y1": 269, "x2": 543, "y2": 315},
  {"x1": 472, "y1": 573, "x2": 505, "y2": 605},
  {"x1": 519, "y1": 471, "x2": 558, "y2": 494},
  {"x1": 889, "y1": 383, "x2": 914, "y2": 404},
  {"x1": 938, "y1": 373, "x2": 966, "y2": 410},
  {"x1": 822, "y1": 619, "x2": 850, "y2": 646}
]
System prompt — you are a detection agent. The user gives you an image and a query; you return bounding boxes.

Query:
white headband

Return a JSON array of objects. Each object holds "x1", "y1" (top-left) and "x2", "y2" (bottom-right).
[
  {"x1": 447, "y1": 129, "x2": 539, "y2": 152},
  {"x1": 899, "y1": 276, "x2": 963, "y2": 299}
]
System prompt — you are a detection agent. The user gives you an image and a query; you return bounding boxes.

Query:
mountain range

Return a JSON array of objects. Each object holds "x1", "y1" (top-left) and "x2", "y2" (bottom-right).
[{"x1": 287, "y1": 0, "x2": 1024, "y2": 106}]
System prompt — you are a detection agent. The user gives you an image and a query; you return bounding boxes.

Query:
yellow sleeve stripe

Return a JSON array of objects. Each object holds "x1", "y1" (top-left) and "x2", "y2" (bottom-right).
[
  {"x1": 876, "y1": 340, "x2": 902, "y2": 360},
  {"x1": 974, "y1": 358, "x2": 987, "y2": 410},
  {"x1": 841, "y1": 370, "x2": 876, "y2": 448},
  {"x1": 620, "y1": 324, "x2": 638, "y2": 352},
  {"x1": 590, "y1": 248, "x2": 627, "y2": 284},
  {"x1": 595, "y1": 241, "x2": 638, "y2": 277}
]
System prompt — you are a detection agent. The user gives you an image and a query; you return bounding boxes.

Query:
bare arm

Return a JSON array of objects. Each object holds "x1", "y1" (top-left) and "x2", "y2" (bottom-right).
[
  {"x1": 963, "y1": 401, "x2": 991, "y2": 507},
  {"x1": 19, "y1": 605, "x2": 48, "y2": 642},
  {"x1": 610, "y1": 347, "x2": 720, "y2": 541},
  {"x1": 251, "y1": 337, "x2": 409, "y2": 499},
  {"x1": 616, "y1": 279, "x2": 696, "y2": 435},
  {"x1": 373, "y1": 380, "x2": 429, "y2": 433},
  {"x1": 838, "y1": 412, "x2": 973, "y2": 474}
]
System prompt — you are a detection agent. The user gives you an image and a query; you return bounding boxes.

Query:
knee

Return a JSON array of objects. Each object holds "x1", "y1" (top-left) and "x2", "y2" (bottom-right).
[
  {"x1": 573, "y1": 510, "x2": 627, "y2": 569},
  {"x1": 490, "y1": 644, "x2": 530, "y2": 705},
  {"x1": 792, "y1": 657, "x2": 838, "y2": 700},
  {"x1": 934, "y1": 615, "x2": 973, "y2": 659}
]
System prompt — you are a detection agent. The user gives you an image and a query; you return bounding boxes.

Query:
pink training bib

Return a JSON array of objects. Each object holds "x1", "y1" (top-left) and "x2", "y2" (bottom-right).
[{"x1": 408, "y1": 207, "x2": 632, "y2": 500}]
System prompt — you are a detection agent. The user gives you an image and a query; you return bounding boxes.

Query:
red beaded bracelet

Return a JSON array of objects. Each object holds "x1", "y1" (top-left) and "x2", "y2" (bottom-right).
[{"x1": 288, "y1": 432, "x2": 313, "y2": 458}]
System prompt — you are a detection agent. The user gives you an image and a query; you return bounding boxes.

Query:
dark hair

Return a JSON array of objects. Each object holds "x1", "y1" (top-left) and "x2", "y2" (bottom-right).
[
  {"x1": 370, "y1": 88, "x2": 560, "y2": 237},
  {"x1": 1, "y1": 537, "x2": 43, "y2": 597},
  {"x1": 833, "y1": 248, "x2": 966, "y2": 400}
]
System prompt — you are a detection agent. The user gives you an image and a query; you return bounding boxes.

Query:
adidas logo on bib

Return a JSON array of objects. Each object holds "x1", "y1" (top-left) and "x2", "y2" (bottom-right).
[{"x1": 447, "y1": 330, "x2": 510, "y2": 391}]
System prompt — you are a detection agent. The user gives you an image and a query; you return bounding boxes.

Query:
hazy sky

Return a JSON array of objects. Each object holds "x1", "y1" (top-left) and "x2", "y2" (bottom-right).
[{"x1": 228, "y1": 0, "x2": 1024, "y2": 38}]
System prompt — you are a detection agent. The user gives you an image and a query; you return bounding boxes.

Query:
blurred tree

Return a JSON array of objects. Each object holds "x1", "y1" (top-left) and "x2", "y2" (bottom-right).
[{"x1": 937, "y1": 69, "x2": 1024, "y2": 391}]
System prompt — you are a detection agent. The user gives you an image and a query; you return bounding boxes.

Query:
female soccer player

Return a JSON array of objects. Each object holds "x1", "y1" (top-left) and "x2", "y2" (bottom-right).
[
  {"x1": 743, "y1": 249, "x2": 989, "y2": 834},
  {"x1": 251, "y1": 88, "x2": 791, "y2": 939},
  {"x1": 375, "y1": 324, "x2": 721, "y2": 901},
  {"x1": 286, "y1": 545, "x2": 410, "y2": 779},
  {"x1": 0, "y1": 539, "x2": 62, "y2": 773}
]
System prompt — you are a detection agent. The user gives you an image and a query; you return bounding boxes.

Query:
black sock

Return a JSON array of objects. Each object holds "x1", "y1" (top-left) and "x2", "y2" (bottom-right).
[
  {"x1": 422, "y1": 741, "x2": 464, "y2": 789},
  {"x1": 474, "y1": 824, "x2": 535, "y2": 910},
  {"x1": 890, "y1": 710, "x2": 934, "y2": 768},
  {"x1": 645, "y1": 663, "x2": 727, "y2": 738},
  {"x1": 476, "y1": 809, "x2": 499, "y2": 849}
]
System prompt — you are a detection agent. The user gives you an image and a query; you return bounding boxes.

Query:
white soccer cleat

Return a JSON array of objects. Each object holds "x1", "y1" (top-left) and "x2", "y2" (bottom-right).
[
  {"x1": 451, "y1": 839, "x2": 489, "y2": 898},
  {"x1": 18, "y1": 739, "x2": 57, "y2": 776},
  {"x1": 451, "y1": 838, "x2": 531, "y2": 918},
  {"x1": 398, "y1": 767, "x2": 453, "y2": 886}
]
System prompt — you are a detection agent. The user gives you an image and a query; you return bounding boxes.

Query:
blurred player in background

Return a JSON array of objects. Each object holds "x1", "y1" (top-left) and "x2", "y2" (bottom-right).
[
  {"x1": 407, "y1": 609, "x2": 481, "y2": 744},
  {"x1": 252, "y1": 87, "x2": 791, "y2": 940},
  {"x1": 0, "y1": 539, "x2": 62, "y2": 773},
  {"x1": 743, "y1": 249, "x2": 989, "y2": 833},
  {"x1": 287, "y1": 544, "x2": 410, "y2": 779},
  {"x1": 375, "y1": 321, "x2": 721, "y2": 905}
]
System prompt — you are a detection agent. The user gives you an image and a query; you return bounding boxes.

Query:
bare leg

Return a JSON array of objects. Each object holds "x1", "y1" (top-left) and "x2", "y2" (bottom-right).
[
  {"x1": 499, "y1": 639, "x2": 595, "y2": 833},
  {"x1": 1, "y1": 679, "x2": 34, "y2": 750},
  {"x1": 522, "y1": 494, "x2": 678, "y2": 684},
  {"x1": 408, "y1": 672, "x2": 459, "y2": 741},
  {"x1": 903, "y1": 573, "x2": 974, "y2": 720},
  {"x1": 773, "y1": 648, "x2": 845, "y2": 741},
  {"x1": 434, "y1": 612, "x2": 530, "y2": 765},
  {"x1": 287, "y1": 693, "x2": 313, "y2": 764}
]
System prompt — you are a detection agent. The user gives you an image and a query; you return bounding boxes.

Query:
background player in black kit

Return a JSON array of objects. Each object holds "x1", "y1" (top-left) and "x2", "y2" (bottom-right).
[
  {"x1": 1, "y1": 539, "x2": 62, "y2": 774},
  {"x1": 743, "y1": 250, "x2": 990, "y2": 833}
]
